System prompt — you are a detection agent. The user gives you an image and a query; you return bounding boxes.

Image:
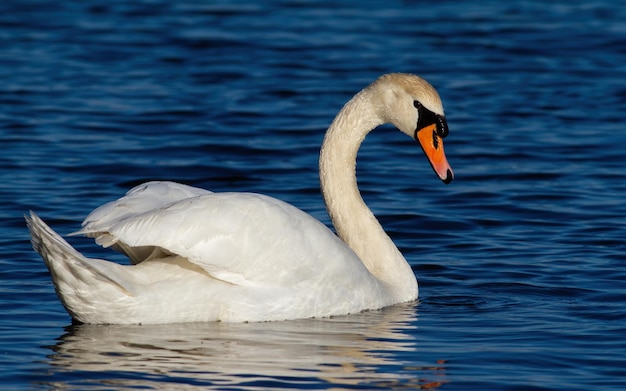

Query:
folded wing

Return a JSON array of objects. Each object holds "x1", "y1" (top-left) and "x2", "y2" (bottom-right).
[{"x1": 74, "y1": 181, "x2": 365, "y2": 287}]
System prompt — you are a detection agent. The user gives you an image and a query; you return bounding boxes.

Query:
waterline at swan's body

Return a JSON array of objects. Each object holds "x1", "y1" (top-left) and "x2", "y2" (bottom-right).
[{"x1": 27, "y1": 73, "x2": 453, "y2": 324}]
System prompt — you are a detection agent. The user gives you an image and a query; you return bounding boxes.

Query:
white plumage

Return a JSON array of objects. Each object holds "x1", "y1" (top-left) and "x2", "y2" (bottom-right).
[{"x1": 27, "y1": 73, "x2": 453, "y2": 324}]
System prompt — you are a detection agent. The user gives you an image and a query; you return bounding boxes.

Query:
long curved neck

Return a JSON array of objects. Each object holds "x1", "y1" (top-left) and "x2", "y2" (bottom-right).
[{"x1": 319, "y1": 88, "x2": 418, "y2": 301}]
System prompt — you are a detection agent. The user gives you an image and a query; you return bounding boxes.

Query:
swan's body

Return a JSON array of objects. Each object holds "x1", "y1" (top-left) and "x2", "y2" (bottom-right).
[{"x1": 27, "y1": 73, "x2": 453, "y2": 324}]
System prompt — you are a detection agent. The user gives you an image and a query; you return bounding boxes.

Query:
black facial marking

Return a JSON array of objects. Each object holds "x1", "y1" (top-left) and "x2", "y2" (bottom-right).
[{"x1": 414, "y1": 100, "x2": 449, "y2": 140}]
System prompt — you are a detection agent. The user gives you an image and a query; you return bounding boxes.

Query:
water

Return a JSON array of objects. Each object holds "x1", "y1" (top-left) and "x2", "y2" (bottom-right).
[{"x1": 1, "y1": 0, "x2": 625, "y2": 389}]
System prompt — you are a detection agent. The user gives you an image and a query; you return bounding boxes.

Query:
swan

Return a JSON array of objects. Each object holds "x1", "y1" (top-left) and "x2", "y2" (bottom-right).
[{"x1": 26, "y1": 73, "x2": 453, "y2": 324}]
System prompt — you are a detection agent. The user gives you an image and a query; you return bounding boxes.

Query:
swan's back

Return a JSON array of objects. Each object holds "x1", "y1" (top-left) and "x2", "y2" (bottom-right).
[{"x1": 77, "y1": 182, "x2": 379, "y2": 289}]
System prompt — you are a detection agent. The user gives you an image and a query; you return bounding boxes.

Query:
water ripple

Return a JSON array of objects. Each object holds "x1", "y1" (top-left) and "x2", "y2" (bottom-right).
[{"x1": 1, "y1": 0, "x2": 626, "y2": 390}]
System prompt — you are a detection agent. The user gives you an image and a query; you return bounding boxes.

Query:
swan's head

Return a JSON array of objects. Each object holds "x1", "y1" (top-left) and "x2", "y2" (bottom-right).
[{"x1": 374, "y1": 73, "x2": 454, "y2": 184}]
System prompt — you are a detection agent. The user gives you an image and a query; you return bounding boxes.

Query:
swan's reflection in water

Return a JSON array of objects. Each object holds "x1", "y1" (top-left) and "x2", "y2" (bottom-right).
[{"x1": 44, "y1": 303, "x2": 447, "y2": 390}]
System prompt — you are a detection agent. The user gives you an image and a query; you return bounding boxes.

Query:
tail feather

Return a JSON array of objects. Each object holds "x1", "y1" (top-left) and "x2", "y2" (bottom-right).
[
  {"x1": 27, "y1": 212, "x2": 87, "y2": 269},
  {"x1": 26, "y1": 212, "x2": 136, "y2": 321}
]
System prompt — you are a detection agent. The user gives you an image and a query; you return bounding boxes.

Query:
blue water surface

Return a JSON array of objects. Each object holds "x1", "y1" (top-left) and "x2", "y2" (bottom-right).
[{"x1": 1, "y1": 1, "x2": 626, "y2": 390}]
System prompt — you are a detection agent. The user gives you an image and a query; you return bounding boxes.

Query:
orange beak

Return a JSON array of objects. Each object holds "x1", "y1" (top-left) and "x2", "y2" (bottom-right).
[{"x1": 416, "y1": 124, "x2": 454, "y2": 184}]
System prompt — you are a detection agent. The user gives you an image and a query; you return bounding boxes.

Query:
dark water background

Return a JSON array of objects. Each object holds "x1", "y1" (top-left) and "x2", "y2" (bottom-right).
[{"x1": 2, "y1": 1, "x2": 625, "y2": 390}]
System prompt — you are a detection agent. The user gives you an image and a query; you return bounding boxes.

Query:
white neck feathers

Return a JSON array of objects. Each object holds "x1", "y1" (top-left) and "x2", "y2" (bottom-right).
[{"x1": 318, "y1": 84, "x2": 418, "y2": 301}]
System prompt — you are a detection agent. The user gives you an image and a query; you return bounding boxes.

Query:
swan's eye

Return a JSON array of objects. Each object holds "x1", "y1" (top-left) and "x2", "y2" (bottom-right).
[
  {"x1": 414, "y1": 100, "x2": 449, "y2": 139},
  {"x1": 437, "y1": 116, "x2": 449, "y2": 138}
]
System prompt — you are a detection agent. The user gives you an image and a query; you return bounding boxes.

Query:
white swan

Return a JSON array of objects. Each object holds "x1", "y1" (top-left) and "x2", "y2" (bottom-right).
[{"x1": 26, "y1": 73, "x2": 453, "y2": 324}]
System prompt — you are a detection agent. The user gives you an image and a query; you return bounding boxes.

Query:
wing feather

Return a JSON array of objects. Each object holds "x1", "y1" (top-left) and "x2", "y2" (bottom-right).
[
  {"x1": 73, "y1": 181, "x2": 211, "y2": 263},
  {"x1": 74, "y1": 181, "x2": 212, "y2": 235},
  {"x1": 74, "y1": 184, "x2": 362, "y2": 287}
]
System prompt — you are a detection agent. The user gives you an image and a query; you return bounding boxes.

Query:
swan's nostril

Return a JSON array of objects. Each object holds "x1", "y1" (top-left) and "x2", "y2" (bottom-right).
[{"x1": 432, "y1": 130, "x2": 439, "y2": 150}]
